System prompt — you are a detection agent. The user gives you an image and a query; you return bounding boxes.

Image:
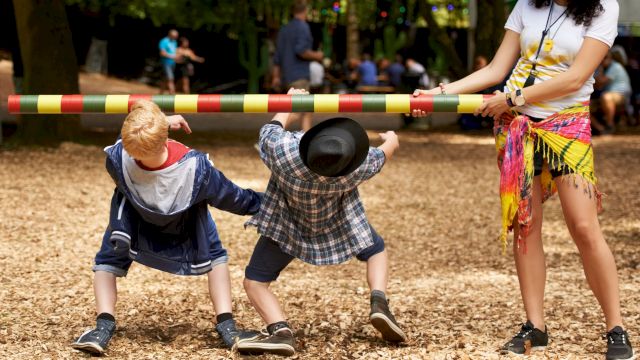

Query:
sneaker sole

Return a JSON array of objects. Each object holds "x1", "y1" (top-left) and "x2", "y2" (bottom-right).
[
  {"x1": 71, "y1": 342, "x2": 105, "y2": 354},
  {"x1": 607, "y1": 350, "x2": 636, "y2": 360},
  {"x1": 370, "y1": 313, "x2": 407, "y2": 343},
  {"x1": 237, "y1": 342, "x2": 295, "y2": 356},
  {"x1": 499, "y1": 346, "x2": 547, "y2": 356}
]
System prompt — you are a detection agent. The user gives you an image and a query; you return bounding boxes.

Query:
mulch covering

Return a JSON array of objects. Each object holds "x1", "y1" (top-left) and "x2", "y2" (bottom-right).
[{"x1": 0, "y1": 131, "x2": 638, "y2": 359}]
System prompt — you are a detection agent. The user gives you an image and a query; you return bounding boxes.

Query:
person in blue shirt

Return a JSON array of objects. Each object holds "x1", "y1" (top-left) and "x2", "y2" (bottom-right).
[
  {"x1": 356, "y1": 54, "x2": 378, "y2": 86},
  {"x1": 378, "y1": 54, "x2": 406, "y2": 89},
  {"x1": 271, "y1": 1, "x2": 323, "y2": 131},
  {"x1": 159, "y1": 29, "x2": 179, "y2": 94},
  {"x1": 594, "y1": 51, "x2": 632, "y2": 134}
]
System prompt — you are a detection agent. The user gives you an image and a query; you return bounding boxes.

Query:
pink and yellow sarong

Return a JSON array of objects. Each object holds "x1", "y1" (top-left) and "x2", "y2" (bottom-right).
[{"x1": 494, "y1": 103, "x2": 602, "y2": 252}]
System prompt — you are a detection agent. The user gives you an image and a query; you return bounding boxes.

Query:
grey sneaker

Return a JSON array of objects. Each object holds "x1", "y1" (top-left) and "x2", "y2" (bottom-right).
[
  {"x1": 71, "y1": 318, "x2": 116, "y2": 354},
  {"x1": 215, "y1": 318, "x2": 260, "y2": 348},
  {"x1": 236, "y1": 323, "x2": 295, "y2": 356},
  {"x1": 500, "y1": 320, "x2": 548, "y2": 355},
  {"x1": 370, "y1": 295, "x2": 407, "y2": 342},
  {"x1": 605, "y1": 326, "x2": 634, "y2": 360}
]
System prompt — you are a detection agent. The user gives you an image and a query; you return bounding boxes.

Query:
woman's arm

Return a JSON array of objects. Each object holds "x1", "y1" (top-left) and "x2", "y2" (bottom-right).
[
  {"x1": 442, "y1": 30, "x2": 522, "y2": 94},
  {"x1": 411, "y1": 30, "x2": 521, "y2": 117},
  {"x1": 478, "y1": 37, "x2": 610, "y2": 118}
]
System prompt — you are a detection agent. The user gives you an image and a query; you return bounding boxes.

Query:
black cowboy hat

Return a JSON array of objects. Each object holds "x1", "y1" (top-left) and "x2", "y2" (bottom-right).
[{"x1": 299, "y1": 117, "x2": 369, "y2": 177}]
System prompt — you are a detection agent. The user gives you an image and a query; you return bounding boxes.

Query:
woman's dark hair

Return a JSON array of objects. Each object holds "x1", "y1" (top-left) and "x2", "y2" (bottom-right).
[{"x1": 531, "y1": 0, "x2": 603, "y2": 27}]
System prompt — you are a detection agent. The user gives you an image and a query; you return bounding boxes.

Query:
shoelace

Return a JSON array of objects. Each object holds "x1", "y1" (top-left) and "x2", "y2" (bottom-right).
[
  {"x1": 514, "y1": 324, "x2": 534, "y2": 339},
  {"x1": 604, "y1": 331, "x2": 627, "y2": 345}
]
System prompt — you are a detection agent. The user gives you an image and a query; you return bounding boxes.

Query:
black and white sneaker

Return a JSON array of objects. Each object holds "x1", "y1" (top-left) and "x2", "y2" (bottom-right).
[
  {"x1": 500, "y1": 320, "x2": 548, "y2": 355},
  {"x1": 369, "y1": 294, "x2": 407, "y2": 343},
  {"x1": 215, "y1": 318, "x2": 260, "y2": 348},
  {"x1": 71, "y1": 317, "x2": 116, "y2": 354},
  {"x1": 605, "y1": 326, "x2": 634, "y2": 360},
  {"x1": 236, "y1": 322, "x2": 295, "y2": 356}
]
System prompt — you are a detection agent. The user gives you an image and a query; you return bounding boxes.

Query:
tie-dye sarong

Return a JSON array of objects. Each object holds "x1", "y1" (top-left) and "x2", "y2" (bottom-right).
[{"x1": 494, "y1": 103, "x2": 601, "y2": 252}]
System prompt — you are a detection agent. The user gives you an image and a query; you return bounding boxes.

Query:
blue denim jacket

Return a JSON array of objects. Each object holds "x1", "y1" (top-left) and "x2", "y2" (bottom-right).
[{"x1": 101, "y1": 139, "x2": 261, "y2": 275}]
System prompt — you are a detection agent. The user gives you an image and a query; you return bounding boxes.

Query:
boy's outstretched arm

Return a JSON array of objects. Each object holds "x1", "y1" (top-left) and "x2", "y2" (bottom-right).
[
  {"x1": 377, "y1": 131, "x2": 399, "y2": 160},
  {"x1": 203, "y1": 165, "x2": 262, "y2": 216}
]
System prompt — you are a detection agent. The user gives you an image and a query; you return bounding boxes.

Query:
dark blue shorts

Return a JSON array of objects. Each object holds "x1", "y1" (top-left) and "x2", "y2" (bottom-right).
[
  {"x1": 245, "y1": 226, "x2": 385, "y2": 283},
  {"x1": 529, "y1": 117, "x2": 573, "y2": 178}
]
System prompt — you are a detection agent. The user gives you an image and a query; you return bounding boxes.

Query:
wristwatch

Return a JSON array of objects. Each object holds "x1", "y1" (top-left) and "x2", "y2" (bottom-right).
[
  {"x1": 513, "y1": 89, "x2": 526, "y2": 107},
  {"x1": 505, "y1": 92, "x2": 515, "y2": 107}
]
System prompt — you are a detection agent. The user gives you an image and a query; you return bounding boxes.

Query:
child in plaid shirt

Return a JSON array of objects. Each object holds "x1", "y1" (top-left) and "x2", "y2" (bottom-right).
[{"x1": 239, "y1": 88, "x2": 405, "y2": 356}]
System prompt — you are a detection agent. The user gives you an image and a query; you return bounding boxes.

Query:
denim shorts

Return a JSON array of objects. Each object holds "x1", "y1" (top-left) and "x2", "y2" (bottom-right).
[
  {"x1": 163, "y1": 63, "x2": 175, "y2": 81},
  {"x1": 93, "y1": 228, "x2": 133, "y2": 277},
  {"x1": 245, "y1": 226, "x2": 385, "y2": 283}
]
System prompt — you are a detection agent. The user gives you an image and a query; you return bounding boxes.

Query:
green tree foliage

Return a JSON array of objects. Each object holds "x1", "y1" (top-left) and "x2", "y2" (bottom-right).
[
  {"x1": 238, "y1": 22, "x2": 269, "y2": 93},
  {"x1": 66, "y1": 0, "x2": 218, "y2": 29},
  {"x1": 374, "y1": 25, "x2": 407, "y2": 61},
  {"x1": 475, "y1": 0, "x2": 506, "y2": 60}
]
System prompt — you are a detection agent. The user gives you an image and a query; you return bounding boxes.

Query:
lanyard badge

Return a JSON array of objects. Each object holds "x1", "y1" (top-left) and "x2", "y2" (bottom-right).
[{"x1": 524, "y1": 2, "x2": 567, "y2": 88}]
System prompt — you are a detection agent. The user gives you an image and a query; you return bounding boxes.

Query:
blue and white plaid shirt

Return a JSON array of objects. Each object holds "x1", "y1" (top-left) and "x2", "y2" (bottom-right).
[{"x1": 246, "y1": 122, "x2": 386, "y2": 265}]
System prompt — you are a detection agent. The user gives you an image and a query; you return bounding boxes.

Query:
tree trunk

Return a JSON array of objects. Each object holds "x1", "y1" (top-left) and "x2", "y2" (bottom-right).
[
  {"x1": 12, "y1": 0, "x2": 81, "y2": 145},
  {"x1": 346, "y1": 0, "x2": 359, "y2": 60},
  {"x1": 418, "y1": 0, "x2": 466, "y2": 79},
  {"x1": 475, "y1": 0, "x2": 506, "y2": 60}
]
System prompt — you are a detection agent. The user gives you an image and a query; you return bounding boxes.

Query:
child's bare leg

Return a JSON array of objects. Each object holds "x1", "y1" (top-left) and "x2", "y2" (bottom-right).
[
  {"x1": 73, "y1": 271, "x2": 118, "y2": 354},
  {"x1": 363, "y1": 238, "x2": 406, "y2": 342},
  {"x1": 366, "y1": 249, "x2": 388, "y2": 293},
  {"x1": 94, "y1": 271, "x2": 117, "y2": 315},
  {"x1": 207, "y1": 263, "x2": 233, "y2": 316},
  {"x1": 243, "y1": 279, "x2": 287, "y2": 325}
]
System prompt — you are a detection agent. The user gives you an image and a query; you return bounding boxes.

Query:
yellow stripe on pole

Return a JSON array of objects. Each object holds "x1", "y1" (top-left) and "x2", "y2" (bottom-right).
[
  {"x1": 314, "y1": 94, "x2": 339, "y2": 112},
  {"x1": 385, "y1": 94, "x2": 409, "y2": 113},
  {"x1": 457, "y1": 94, "x2": 484, "y2": 113},
  {"x1": 37, "y1": 95, "x2": 62, "y2": 114},
  {"x1": 105, "y1": 95, "x2": 130, "y2": 113},
  {"x1": 174, "y1": 95, "x2": 199, "y2": 112},
  {"x1": 243, "y1": 95, "x2": 269, "y2": 112}
]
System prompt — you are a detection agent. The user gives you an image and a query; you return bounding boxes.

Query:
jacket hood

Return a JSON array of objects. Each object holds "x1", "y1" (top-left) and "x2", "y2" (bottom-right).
[{"x1": 104, "y1": 140, "x2": 211, "y2": 225}]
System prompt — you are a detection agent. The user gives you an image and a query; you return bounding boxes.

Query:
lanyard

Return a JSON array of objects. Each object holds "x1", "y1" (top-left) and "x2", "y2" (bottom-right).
[{"x1": 524, "y1": 2, "x2": 568, "y2": 87}]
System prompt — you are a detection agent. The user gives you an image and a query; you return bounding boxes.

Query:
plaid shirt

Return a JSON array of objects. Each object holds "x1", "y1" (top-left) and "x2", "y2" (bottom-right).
[{"x1": 246, "y1": 122, "x2": 386, "y2": 265}]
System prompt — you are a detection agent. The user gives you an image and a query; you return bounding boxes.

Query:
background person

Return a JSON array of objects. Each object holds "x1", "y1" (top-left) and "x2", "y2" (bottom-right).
[
  {"x1": 594, "y1": 50, "x2": 632, "y2": 134},
  {"x1": 175, "y1": 37, "x2": 205, "y2": 94},
  {"x1": 158, "y1": 29, "x2": 179, "y2": 94},
  {"x1": 354, "y1": 53, "x2": 378, "y2": 86},
  {"x1": 413, "y1": 1, "x2": 633, "y2": 359},
  {"x1": 387, "y1": 54, "x2": 406, "y2": 90},
  {"x1": 271, "y1": 0, "x2": 323, "y2": 131},
  {"x1": 405, "y1": 58, "x2": 429, "y2": 89}
]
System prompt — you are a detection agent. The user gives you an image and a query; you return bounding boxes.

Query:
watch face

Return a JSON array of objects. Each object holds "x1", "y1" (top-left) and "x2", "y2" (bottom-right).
[{"x1": 515, "y1": 97, "x2": 526, "y2": 106}]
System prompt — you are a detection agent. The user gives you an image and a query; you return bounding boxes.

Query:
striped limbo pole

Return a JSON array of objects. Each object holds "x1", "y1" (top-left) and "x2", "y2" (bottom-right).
[{"x1": 7, "y1": 94, "x2": 492, "y2": 114}]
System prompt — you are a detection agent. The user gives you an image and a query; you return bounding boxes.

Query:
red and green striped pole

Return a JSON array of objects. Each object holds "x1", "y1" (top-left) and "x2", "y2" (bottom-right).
[{"x1": 7, "y1": 94, "x2": 492, "y2": 114}]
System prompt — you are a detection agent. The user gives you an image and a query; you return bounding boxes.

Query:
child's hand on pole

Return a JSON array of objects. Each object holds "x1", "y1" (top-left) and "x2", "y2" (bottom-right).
[
  {"x1": 273, "y1": 88, "x2": 309, "y2": 128},
  {"x1": 287, "y1": 87, "x2": 308, "y2": 95}
]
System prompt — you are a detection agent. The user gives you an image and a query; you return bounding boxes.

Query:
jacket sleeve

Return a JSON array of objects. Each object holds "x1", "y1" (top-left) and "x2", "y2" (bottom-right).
[{"x1": 202, "y1": 162, "x2": 262, "y2": 216}]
